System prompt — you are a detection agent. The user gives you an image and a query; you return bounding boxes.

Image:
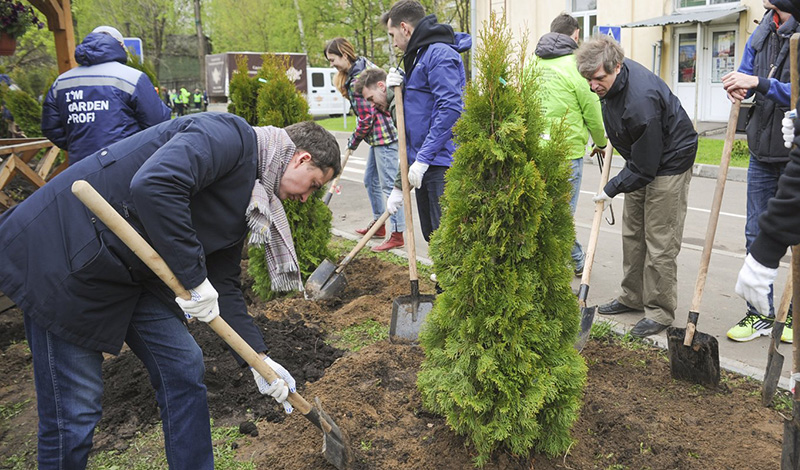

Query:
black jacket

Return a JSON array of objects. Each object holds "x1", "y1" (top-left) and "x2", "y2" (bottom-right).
[{"x1": 600, "y1": 59, "x2": 697, "y2": 197}]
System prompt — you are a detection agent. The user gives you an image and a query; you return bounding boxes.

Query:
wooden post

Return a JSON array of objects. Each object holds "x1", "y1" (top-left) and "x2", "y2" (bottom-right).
[{"x1": 28, "y1": 0, "x2": 77, "y2": 74}]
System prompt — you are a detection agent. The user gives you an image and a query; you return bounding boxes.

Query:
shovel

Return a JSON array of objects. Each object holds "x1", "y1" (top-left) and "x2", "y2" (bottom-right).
[
  {"x1": 666, "y1": 102, "x2": 740, "y2": 389},
  {"x1": 783, "y1": 244, "x2": 800, "y2": 469},
  {"x1": 762, "y1": 270, "x2": 793, "y2": 406},
  {"x1": 305, "y1": 210, "x2": 390, "y2": 300},
  {"x1": 389, "y1": 86, "x2": 435, "y2": 341},
  {"x1": 322, "y1": 149, "x2": 352, "y2": 205},
  {"x1": 71, "y1": 180, "x2": 352, "y2": 470},
  {"x1": 575, "y1": 145, "x2": 614, "y2": 352}
]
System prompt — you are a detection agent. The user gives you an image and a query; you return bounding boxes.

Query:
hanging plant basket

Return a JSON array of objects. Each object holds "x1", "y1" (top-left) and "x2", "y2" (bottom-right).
[{"x1": 0, "y1": 32, "x2": 16, "y2": 56}]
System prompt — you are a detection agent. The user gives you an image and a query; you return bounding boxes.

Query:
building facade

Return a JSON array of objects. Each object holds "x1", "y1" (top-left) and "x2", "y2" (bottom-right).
[{"x1": 477, "y1": 0, "x2": 765, "y2": 123}]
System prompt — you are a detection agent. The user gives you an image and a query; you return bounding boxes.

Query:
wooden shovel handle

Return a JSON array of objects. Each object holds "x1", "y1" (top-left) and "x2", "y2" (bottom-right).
[
  {"x1": 336, "y1": 210, "x2": 391, "y2": 273},
  {"x1": 323, "y1": 149, "x2": 353, "y2": 204},
  {"x1": 70, "y1": 180, "x2": 324, "y2": 424},
  {"x1": 579, "y1": 145, "x2": 614, "y2": 292},
  {"x1": 394, "y1": 86, "x2": 420, "y2": 283}
]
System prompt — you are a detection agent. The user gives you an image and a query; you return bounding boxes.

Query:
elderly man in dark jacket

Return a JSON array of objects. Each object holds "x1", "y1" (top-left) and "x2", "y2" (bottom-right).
[
  {"x1": 0, "y1": 113, "x2": 340, "y2": 469},
  {"x1": 575, "y1": 35, "x2": 697, "y2": 338},
  {"x1": 41, "y1": 26, "x2": 171, "y2": 165}
]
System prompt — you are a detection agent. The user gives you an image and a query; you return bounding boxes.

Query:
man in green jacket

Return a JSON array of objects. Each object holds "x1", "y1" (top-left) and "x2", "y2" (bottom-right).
[{"x1": 534, "y1": 13, "x2": 607, "y2": 276}]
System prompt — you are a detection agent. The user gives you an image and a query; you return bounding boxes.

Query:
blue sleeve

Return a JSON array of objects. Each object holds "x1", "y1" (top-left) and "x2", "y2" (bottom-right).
[
  {"x1": 762, "y1": 77, "x2": 792, "y2": 107},
  {"x1": 132, "y1": 73, "x2": 172, "y2": 128},
  {"x1": 40, "y1": 84, "x2": 68, "y2": 149},
  {"x1": 737, "y1": 35, "x2": 756, "y2": 75},
  {"x1": 129, "y1": 118, "x2": 251, "y2": 290},
  {"x1": 415, "y1": 48, "x2": 464, "y2": 164}
]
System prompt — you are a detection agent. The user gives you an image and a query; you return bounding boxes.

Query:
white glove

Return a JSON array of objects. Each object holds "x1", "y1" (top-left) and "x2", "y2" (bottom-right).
[
  {"x1": 387, "y1": 67, "x2": 403, "y2": 88},
  {"x1": 783, "y1": 110, "x2": 796, "y2": 149},
  {"x1": 252, "y1": 356, "x2": 296, "y2": 414},
  {"x1": 592, "y1": 190, "x2": 613, "y2": 210},
  {"x1": 175, "y1": 278, "x2": 220, "y2": 322},
  {"x1": 408, "y1": 161, "x2": 429, "y2": 189},
  {"x1": 386, "y1": 187, "x2": 404, "y2": 215},
  {"x1": 735, "y1": 254, "x2": 778, "y2": 317}
]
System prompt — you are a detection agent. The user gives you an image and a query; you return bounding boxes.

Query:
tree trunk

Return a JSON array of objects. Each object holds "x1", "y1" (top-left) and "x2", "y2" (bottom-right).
[
  {"x1": 194, "y1": 0, "x2": 206, "y2": 89},
  {"x1": 292, "y1": 0, "x2": 307, "y2": 54}
]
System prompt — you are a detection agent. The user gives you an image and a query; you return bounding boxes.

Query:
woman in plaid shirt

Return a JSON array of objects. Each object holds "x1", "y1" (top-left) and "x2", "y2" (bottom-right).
[{"x1": 325, "y1": 37, "x2": 406, "y2": 252}]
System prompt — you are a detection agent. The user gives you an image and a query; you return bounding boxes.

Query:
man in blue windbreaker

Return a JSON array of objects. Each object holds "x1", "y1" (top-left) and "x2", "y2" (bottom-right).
[
  {"x1": 41, "y1": 26, "x2": 171, "y2": 165},
  {"x1": 0, "y1": 113, "x2": 340, "y2": 469},
  {"x1": 380, "y1": 0, "x2": 471, "y2": 243}
]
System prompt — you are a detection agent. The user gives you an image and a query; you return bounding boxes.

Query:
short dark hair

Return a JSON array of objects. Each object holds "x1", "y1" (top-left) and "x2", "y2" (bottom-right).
[
  {"x1": 550, "y1": 13, "x2": 579, "y2": 36},
  {"x1": 284, "y1": 121, "x2": 341, "y2": 178},
  {"x1": 381, "y1": 0, "x2": 425, "y2": 27},
  {"x1": 354, "y1": 68, "x2": 387, "y2": 95}
]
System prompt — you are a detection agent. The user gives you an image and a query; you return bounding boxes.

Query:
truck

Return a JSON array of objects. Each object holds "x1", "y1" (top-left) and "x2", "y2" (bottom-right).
[{"x1": 205, "y1": 52, "x2": 351, "y2": 116}]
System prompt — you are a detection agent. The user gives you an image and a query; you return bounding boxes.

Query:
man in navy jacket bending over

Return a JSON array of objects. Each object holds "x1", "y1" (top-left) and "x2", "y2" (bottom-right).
[{"x1": 0, "y1": 113, "x2": 340, "y2": 469}]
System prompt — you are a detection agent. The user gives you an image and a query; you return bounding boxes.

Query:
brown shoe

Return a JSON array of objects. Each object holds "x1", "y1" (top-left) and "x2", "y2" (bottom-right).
[
  {"x1": 356, "y1": 220, "x2": 385, "y2": 238},
  {"x1": 372, "y1": 231, "x2": 404, "y2": 252}
]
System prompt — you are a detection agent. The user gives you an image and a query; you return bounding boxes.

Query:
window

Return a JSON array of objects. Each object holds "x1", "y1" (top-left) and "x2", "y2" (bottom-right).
[
  {"x1": 678, "y1": 0, "x2": 736, "y2": 8},
  {"x1": 572, "y1": 0, "x2": 597, "y2": 42},
  {"x1": 678, "y1": 33, "x2": 697, "y2": 83},
  {"x1": 312, "y1": 72, "x2": 324, "y2": 88},
  {"x1": 711, "y1": 30, "x2": 736, "y2": 83}
]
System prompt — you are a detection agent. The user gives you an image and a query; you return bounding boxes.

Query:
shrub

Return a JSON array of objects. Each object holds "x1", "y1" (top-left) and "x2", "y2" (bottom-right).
[
  {"x1": 5, "y1": 86, "x2": 40, "y2": 137},
  {"x1": 230, "y1": 52, "x2": 333, "y2": 301},
  {"x1": 416, "y1": 14, "x2": 587, "y2": 467}
]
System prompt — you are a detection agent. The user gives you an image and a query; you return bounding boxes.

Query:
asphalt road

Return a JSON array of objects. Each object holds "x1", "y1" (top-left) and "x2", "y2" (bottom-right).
[{"x1": 327, "y1": 134, "x2": 793, "y2": 390}]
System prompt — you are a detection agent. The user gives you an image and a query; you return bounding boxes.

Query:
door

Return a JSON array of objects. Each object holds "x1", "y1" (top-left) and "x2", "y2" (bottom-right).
[
  {"x1": 674, "y1": 29, "x2": 697, "y2": 121},
  {"x1": 702, "y1": 27, "x2": 737, "y2": 122}
]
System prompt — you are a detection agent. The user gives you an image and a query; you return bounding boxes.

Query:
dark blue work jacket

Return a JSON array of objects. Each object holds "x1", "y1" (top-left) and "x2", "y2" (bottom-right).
[{"x1": 0, "y1": 112, "x2": 267, "y2": 357}]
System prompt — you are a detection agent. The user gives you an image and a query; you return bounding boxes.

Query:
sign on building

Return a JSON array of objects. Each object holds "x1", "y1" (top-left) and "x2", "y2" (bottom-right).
[{"x1": 595, "y1": 26, "x2": 621, "y2": 43}]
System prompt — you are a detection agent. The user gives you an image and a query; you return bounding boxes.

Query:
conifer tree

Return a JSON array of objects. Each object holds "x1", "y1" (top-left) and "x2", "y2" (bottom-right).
[
  {"x1": 228, "y1": 54, "x2": 334, "y2": 300},
  {"x1": 416, "y1": 14, "x2": 587, "y2": 466}
]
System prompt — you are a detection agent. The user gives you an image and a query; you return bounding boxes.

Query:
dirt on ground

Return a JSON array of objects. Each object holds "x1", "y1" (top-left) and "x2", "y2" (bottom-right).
[{"x1": 0, "y1": 255, "x2": 788, "y2": 469}]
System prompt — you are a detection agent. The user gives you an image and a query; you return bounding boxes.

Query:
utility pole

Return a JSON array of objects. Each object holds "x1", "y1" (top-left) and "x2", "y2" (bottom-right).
[{"x1": 193, "y1": 0, "x2": 206, "y2": 89}]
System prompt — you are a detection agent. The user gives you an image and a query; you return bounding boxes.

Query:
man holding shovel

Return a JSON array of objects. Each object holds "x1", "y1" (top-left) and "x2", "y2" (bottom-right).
[
  {"x1": 0, "y1": 113, "x2": 341, "y2": 469},
  {"x1": 575, "y1": 35, "x2": 697, "y2": 338},
  {"x1": 722, "y1": 0, "x2": 799, "y2": 344}
]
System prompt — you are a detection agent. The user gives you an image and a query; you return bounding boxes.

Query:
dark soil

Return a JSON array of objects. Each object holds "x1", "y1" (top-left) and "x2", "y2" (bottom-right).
[{"x1": 0, "y1": 254, "x2": 788, "y2": 469}]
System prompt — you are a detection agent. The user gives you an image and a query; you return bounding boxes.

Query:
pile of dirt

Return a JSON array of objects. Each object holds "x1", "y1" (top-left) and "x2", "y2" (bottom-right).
[{"x1": 0, "y1": 255, "x2": 788, "y2": 469}]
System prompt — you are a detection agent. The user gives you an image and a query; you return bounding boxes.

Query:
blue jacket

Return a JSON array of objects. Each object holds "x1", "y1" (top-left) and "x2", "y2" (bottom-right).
[
  {"x1": 0, "y1": 113, "x2": 266, "y2": 358},
  {"x1": 41, "y1": 33, "x2": 171, "y2": 165},
  {"x1": 401, "y1": 15, "x2": 470, "y2": 167}
]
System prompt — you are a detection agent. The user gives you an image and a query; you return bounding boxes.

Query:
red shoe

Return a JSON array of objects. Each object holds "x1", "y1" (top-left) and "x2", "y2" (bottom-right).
[
  {"x1": 356, "y1": 220, "x2": 385, "y2": 238},
  {"x1": 372, "y1": 232, "x2": 404, "y2": 252}
]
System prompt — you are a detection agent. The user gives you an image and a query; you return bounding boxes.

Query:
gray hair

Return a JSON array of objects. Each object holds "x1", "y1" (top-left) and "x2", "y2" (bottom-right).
[
  {"x1": 284, "y1": 121, "x2": 342, "y2": 178},
  {"x1": 575, "y1": 35, "x2": 625, "y2": 79}
]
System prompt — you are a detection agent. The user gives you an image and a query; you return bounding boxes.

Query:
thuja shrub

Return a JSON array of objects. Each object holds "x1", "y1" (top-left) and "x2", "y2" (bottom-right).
[
  {"x1": 236, "y1": 54, "x2": 333, "y2": 300},
  {"x1": 416, "y1": 13, "x2": 587, "y2": 467},
  {"x1": 6, "y1": 87, "x2": 41, "y2": 137},
  {"x1": 227, "y1": 55, "x2": 259, "y2": 124}
]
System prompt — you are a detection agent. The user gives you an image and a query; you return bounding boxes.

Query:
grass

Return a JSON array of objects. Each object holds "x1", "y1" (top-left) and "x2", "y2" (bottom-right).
[
  {"x1": 330, "y1": 319, "x2": 388, "y2": 352},
  {"x1": 314, "y1": 115, "x2": 356, "y2": 133},
  {"x1": 695, "y1": 137, "x2": 750, "y2": 167}
]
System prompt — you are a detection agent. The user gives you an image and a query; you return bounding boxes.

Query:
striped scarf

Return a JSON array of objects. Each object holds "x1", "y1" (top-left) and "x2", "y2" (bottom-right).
[{"x1": 247, "y1": 126, "x2": 303, "y2": 292}]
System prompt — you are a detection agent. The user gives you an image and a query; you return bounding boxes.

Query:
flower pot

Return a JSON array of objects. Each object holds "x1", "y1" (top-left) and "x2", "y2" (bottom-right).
[{"x1": 0, "y1": 33, "x2": 16, "y2": 56}]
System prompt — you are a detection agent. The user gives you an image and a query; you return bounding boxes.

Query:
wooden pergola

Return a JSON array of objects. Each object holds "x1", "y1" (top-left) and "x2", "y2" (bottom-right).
[{"x1": 28, "y1": 0, "x2": 76, "y2": 73}]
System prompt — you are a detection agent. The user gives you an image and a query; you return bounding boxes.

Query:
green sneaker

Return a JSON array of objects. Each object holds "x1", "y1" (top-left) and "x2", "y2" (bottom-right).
[
  {"x1": 782, "y1": 313, "x2": 793, "y2": 344},
  {"x1": 727, "y1": 312, "x2": 773, "y2": 342}
]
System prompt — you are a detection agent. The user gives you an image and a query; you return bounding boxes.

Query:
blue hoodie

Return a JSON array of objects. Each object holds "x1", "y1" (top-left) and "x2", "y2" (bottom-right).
[
  {"x1": 401, "y1": 15, "x2": 471, "y2": 167},
  {"x1": 41, "y1": 33, "x2": 171, "y2": 164}
]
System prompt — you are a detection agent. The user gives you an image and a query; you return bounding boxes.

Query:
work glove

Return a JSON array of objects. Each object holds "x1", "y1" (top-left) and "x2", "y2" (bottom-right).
[
  {"x1": 592, "y1": 190, "x2": 613, "y2": 210},
  {"x1": 407, "y1": 161, "x2": 429, "y2": 189},
  {"x1": 590, "y1": 144, "x2": 606, "y2": 158},
  {"x1": 175, "y1": 278, "x2": 220, "y2": 323},
  {"x1": 252, "y1": 356, "x2": 296, "y2": 414},
  {"x1": 386, "y1": 187, "x2": 404, "y2": 215},
  {"x1": 387, "y1": 67, "x2": 403, "y2": 88},
  {"x1": 783, "y1": 110, "x2": 796, "y2": 149},
  {"x1": 735, "y1": 254, "x2": 778, "y2": 317}
]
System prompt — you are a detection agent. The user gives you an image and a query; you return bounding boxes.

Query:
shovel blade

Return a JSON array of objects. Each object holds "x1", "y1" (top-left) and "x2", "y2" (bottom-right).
[
  {"x1": 575, "y1": 305, "x2": 596, "y2": 352},
  {"x1": 390, "y1": 294, "x2": 435, "y2": 341},
  {"x1": 666, "y1": 326, "x2": 720, "y2": 389},
  {"x1": 305, "y1": 260, "x2": 347, "y2": 300}
]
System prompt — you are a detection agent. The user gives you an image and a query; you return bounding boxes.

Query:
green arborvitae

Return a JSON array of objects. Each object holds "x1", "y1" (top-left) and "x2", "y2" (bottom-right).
[
  {"x1": 231, "y1": 53, "x2": 334, "y2": 301},
  {"x1": 416, "y1": 14, "x2": 587, "y2": 467},
  {"x1": 6, "y1": 87, "x2": 41, "y2": 137}
]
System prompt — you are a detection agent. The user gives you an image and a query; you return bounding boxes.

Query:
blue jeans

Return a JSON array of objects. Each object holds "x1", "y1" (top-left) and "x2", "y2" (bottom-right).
[
  {"x1": 416, "y1": 165, "x2": 447, "y2": 242},
  {"x1": 568, "y1": 158, "x2": 585, "y2": 271},
  {"x1": 745, "y1": 154, "x2": 787, "y2": 316},
  {"x1": 25, "y1": 291, "x2": 214, "y2": 470},
  {"x1": 364, "y1": 142, "x2": 405, "y2": 233}
]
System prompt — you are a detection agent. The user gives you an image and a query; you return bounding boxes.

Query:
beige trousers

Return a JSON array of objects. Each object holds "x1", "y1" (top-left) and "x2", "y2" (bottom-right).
[{"x1": 617, "y1": 168, "x2": 692, "y2": 325}]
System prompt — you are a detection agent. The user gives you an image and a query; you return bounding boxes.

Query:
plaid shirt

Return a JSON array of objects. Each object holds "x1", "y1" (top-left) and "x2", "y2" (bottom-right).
[{"x1": 347, "y1": 76, "x2": 398, "y2": 149}]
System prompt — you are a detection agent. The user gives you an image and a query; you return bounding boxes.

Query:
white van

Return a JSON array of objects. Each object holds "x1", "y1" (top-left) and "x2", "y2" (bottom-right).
[{"x1": 307, "y1": 67, "x2": 351, "y2": 117}]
